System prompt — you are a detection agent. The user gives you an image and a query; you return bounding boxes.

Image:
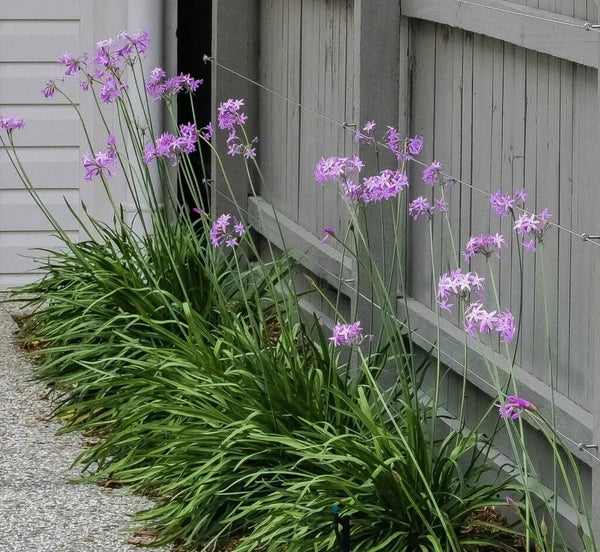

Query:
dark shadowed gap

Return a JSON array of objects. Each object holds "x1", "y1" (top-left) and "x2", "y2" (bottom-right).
[{"x1": 177, "y1": 0, "x2": 212, "y2": 216}]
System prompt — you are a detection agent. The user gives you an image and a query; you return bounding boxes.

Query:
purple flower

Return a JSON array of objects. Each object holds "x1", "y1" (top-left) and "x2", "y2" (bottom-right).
[
  {"x1": 93, "y1": 38, "x2": 119, "y2": 70},
  {"x1": 320, "y1": 225, "x2": 335, "y2": 243},
  {"x1": 330, "y1": 321, "x2": 365, "y2": 347},
  {"x1": 462, "y1": 233, "x2": 506, "y2": 260},
  {"x1": 315, "y1": 156, "x2": 364, "y2": 185},
  {"x1": 386, "y1": 126, "x2": 411, "y2": 161},
  {"x1": 100, "y1": 76, "x2": 125, "y2": 103},
  {"x1": 79, "y1": 80, "x2": 90, "y2": 92},
  {"x1": 495, "y1": 310, "x2": 516, "y2": 343},
  {"x1": 408, "y1": 196, "x2": 431, "y2": 221},
  {"x1": 199, "y1": 122, "x2": 213, "y2": 141},
  {"x1": 217, "y1": 98, "x2": 247, "y2": 130},
  {"x1": 498, "y1": 396, "x2": 535, "y2": 419},
  {"x1": 143, "y1": 124, "x2": 197, "y2": 165},
  {"x1": 489, "y1": 188, "x2": 526, "y2": 217},
  {"x1": 359, "y1": 169, "x2": 408, "y2": 203},
  {"x1": 422, "y1": 160, "x2": 442, "y2": 185},
  {"x1": 408, "y1": 195, "x2": 446, "y2": 221},
  {"x1": 42, "y1": 79, "x2": 58, "y2": 98},
  {"x1": 146, "y1": 68, "x2": 203, "y2": 100},
  {"x1": 59, "y1": 52, "x2": 86, "y2": 75},
  {"x1": 82, "y1": 145, "x2": 116, "y2": 181},
  {"x1": 438, "y1": 269, "x2": 485, "y2": 308},
  {"x1": 116, "y1": 30, "x2": 150, "y2": 56},
  {"x1": 0, "y1": 116, "x2": 25, "y2": 132},
  {"x1": 354, "y1": 120, "x2": 376, "y2": 144},
  {"x1": 522, "y1": 239, "x2": 536, "y2": 252},
  {"x1": 408, "y1": 135, "x2": 424, "y2": 155},
  {"x1": 210, "y1": 213, "x2": 245, "y2": 248}
]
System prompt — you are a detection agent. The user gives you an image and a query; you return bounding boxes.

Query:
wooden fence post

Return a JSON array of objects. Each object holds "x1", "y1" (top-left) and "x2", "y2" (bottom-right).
[
  {"x1": 352, "y1": 0, "x2": 409, "y2": 337},
  {"x1": 211, "y1": 0, "x2": 259, "y2": 217}
]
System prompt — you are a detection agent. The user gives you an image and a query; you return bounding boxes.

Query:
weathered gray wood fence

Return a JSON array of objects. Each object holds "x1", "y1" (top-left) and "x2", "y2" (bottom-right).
[{"x1": 212, "y1": 0, "x2": 600, "y2": 540}]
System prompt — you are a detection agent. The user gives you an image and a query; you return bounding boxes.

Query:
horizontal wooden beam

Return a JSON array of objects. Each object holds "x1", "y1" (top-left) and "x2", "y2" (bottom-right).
[
  {"x1": 401, "y1": 0, "x2": 599, "y2": 68},
  {"x1": 247, "y1": 196, "x2": 355, "y2": 289}
]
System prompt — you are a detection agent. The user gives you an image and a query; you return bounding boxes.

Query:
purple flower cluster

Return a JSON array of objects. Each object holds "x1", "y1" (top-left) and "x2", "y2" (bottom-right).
[
  {"x1": 342, "y1": 169, "x2": 408, "y2": 204},
  {"x1": 408, "y1": 196, "x2": 447, "y2": 221},
  {"x1": 514, "y1": 209, "x2": 552, "y2": 251},
  {"x1": 143, "y1": 123, "x2": 197, "y2": 166},
  {"x1": 489, "y1": 188, "x2": 527, "y2": 217},
  {"x1": 464, "y1": 302, "x2": 516, "y2": 343},
  {"x1": 422, "y1": 160, "x2": 442, "y2": 185},
  {"x1": 498, "y1": 396, "x2": 535, "y2": 419},
  {"x1": 354, "y1": 121, "x2": 376, "y2": 144},
  {"x1": 462, "y1": 233, "x2": 506, "y2": 260},
  {"x1": 217, "y1": 99, "x2": 258, "y2": 159},
  {"x1": 330, "y1": 321, "x2": 364, "y2": 347},
  {"x1": 437, "y1": 269, "x2": 485, "y2": 312},
  {"x1": 145, "y1": 67, "x2": 203, "y2": 101},
  {"x1": 44, "y1": 31, "x2": 155, "y2": 101},
  {"x1": 210, "y1": 214, "x2": 245, "y2": 248},
  {"x1": 82, "y1": 135, "x2": 117, "y2": 181},
  {"x1": 0, "y1": 116, "x2": 25, "y2": 132},
  {"x1": 315, "y1": 156, "x2": 364, "y2": 185}
]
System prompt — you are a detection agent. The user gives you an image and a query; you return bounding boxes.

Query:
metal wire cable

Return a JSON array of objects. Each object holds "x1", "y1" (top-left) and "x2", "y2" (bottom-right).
[
  {"x1": 203, "y1": 177, "x2": 600, "y2": 464},
  {"x1": 456, "y1": 0, "x2": 600, "y2": 31},
  {"x1": 205, "y1": 55, "x2": 600, "y2": 248}
]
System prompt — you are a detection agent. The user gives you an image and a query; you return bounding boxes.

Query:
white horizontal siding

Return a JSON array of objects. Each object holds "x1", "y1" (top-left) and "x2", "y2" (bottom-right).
[
  {"x1": 0, "y1": 1, "x2": 80, "y2": 20},
  {"x1": 0, "y1": 62, "x2": 80, "y2": 104},
  {"x1": 0, "y1": 148, "x2": 80, "y2": 189},
  {"x1": 0, "y1": 20, "x2": 79, "y2": 62},
  {"x1": 0, "y1": 10, "x2": 83, "y2": 288}
]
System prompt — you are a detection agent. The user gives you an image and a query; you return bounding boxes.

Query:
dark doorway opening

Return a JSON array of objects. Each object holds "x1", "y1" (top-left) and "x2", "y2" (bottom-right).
[{"x1": 177, "y1": 0, "x2": 212, "y2": 215}]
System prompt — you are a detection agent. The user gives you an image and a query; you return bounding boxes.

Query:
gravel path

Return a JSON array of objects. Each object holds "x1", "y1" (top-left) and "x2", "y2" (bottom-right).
[{"x1": 0, "y1": 303, "x2": 172, "y2": 552}]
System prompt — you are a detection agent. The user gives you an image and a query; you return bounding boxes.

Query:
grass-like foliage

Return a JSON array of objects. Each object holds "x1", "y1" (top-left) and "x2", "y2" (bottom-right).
[{"x1": 1, "y1": 29, "x2": 595, "y2": 552}]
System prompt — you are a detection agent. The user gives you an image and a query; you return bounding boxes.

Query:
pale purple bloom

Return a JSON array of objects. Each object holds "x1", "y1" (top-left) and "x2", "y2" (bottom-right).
[
  {"x1": 513, "y1": 213, "x2": 539, "y2": 235},
  {"x1": 462, "y1": 233, "x2": 506, "y2": 260},
  {"x1": 199, "y1": 122, "x2": 213, "y2": 140},
  {"x1": 438, "y1": 269, "x2": 485, "y2": 309},
  {"x1": 143, "y1": 123, "x2": 197, "y2": 165},
  {"x1": 408, "y1": 196, "x2": 431, "y2": 221},
  {"x1": 100, "y1": 76, "x2": 123, "y2": 103},
  {"x1": 433, "y1": 197, "x2": 447, "y2": 213},
  {"x1": 408, "y1": 135, "x2": 424, "y2": 155},
  {"x1": 192, "y1": 206, "x2": 207, "y2": 217},
  {"x1": 422, "y1": 160, "x2": 442, "y2": 185},
  {"x1": 354, "y1": 120, "x2": 376, "y2": 144},
  {"x1": 495, "y1": 310, "x2": 516, "y2": 343},
  {"x1": 210, "y1": 213, "x2": 245, "y2": 248},
  {"x1": 79, "y1": 80, "x2": 90, "y2": 92},
  {"x1": 498, "y1": 396, "x2": 535, "y2": 419},
  {"x1": 359, "y1": 169, "x2": 408, "y2": 203},
  {"x1": 315, "y1": 156, "x2": 364, "y2": 185},
  {"x1": 408, "y1": 195, "x2": 446, "y2": 221},
  {"x1": 330, "y1": 321, "x2": 364, "y2": 347},
  {"x1": 513, "y1": 209, "x2": 552, "y2": 249},
  {"x1": 116, "y1": 30, "x2": 150, "y2": 57},
  {"x1": 386, "y1": 126, "x2": 411, "y2": 161},
  {"x1": 464, "y1": 301, "x2": 516, "y2": 343},
  {"x1": 217, "y1": 98, "x2": 247, "y2": 130},
  {"x1": 82, "y1": 147, "x2": 116, "y2": 181},
  {"x1": 522, "y1": 239, "x2": 536, "y2": 252},
  {"x1": 438, "y1": 298, "x2": 454, "y2": 312},
  {"x1": 320, "y1": 225, "x2": 335, "y2": 243},
  {"x1": 0, "y1": 117, "x2": 25, "y2": 132},
  {"x1": 490, "y1": 188, "x2": 527, "y2": 217},
  {"x1": 93, "y1": 38, "x2": 119, "y2": 70},
  {"x1": 59, "y1": 52, "x2": 86, "y2": 75},
  {"x1": 146, "y1": 68, "x2": 203, "y2": 100},
  {"x1": 42, "y1": 79, "x2": 57, "y2": 98}
]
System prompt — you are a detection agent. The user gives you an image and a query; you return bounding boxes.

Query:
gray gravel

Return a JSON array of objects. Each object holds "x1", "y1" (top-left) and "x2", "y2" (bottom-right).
[{"x1": 0, "y1": 302, "x2": 172, "y2": 552}]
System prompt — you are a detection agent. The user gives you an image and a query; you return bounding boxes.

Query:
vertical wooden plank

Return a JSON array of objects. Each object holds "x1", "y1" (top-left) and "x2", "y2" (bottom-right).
[
  {"x1": 212, "y1": 0, "x2": 259, "y2": 216},
  {"x1": 409, "y1": 20, "x2": 436, "y2": 307},
  {"x1": 557, "y1": 58, "x2": 573, "y2": 398}
]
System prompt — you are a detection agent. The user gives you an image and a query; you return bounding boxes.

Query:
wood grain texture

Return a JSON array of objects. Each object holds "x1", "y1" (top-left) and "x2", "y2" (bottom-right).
[{"x1": 401, "y1": 0, "x2": 599, "y2": 68}]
